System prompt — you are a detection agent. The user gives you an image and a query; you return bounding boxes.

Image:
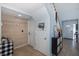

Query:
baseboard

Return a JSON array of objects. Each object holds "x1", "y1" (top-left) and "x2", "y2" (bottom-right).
[
  {"x1": 63, "y1": 38, "x2": 73, "y2": 40},
  {"x1": 14, "y1": 44, "x2": 27, "y2": 49}
]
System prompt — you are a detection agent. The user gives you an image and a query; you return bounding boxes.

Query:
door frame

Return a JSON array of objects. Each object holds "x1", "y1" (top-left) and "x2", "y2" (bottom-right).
[{"x1": 27, "y1": 20, "x2": 35, "y2": 48}]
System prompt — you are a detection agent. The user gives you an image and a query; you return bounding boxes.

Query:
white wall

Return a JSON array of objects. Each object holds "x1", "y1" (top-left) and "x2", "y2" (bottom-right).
[
  {"x1": 55, "y1": 3, "x2": 79, "y2": 21},
  {"x1": 29, "y1": 4, "x2": 56, "y2": 55},
  {"x1": 30, "y1": 6, "x2": 51, "y2": 55},
  {"x1": 45, "y1": 4, "x2": 56, "y2": 37},
  {"x1": 44, "y1": 4, "x2": 56, "y2": 55}
]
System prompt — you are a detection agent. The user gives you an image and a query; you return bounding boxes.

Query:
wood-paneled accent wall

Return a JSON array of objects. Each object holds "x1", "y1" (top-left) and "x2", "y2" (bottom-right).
[{"x1": 2, "y1": 14, "x2": 28, "y2": 48}]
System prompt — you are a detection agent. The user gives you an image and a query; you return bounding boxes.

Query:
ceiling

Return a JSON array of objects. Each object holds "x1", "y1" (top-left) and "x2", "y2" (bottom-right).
[
  {"x1": 1, "y1": 3, "x2": 45, "y2": 19},
  {"x1": 2, "y1": 3, "x2": 79, "y2": 21},
  {"x1": 2, "y1": 7, "x2": 31, "y2": 19},
  {"x1": 55, "y1": 3, "x2": 79, "y2": 20}
]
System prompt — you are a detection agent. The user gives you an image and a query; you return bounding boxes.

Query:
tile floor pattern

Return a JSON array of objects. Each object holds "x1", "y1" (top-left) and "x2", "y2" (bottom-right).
[{"x1": 13, "y1": 45, "x2": 46, "y2": 56}]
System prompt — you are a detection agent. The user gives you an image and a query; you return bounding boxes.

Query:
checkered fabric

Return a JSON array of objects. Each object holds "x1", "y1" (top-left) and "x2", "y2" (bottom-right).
[{"x1": 0, "y1": 38, "x2": 13, "y2": 56}]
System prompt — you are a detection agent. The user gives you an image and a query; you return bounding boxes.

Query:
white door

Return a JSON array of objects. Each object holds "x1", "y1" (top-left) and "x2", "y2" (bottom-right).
[
  {"x1": 28, "y1": 31, "x2": 35, "y2": 47},
  {"x1": 35, "y1": 30, "x2": 49, "y2": 55},
  {"x1": 35, "y1": 21, "x2": 50, "y2": 55}
]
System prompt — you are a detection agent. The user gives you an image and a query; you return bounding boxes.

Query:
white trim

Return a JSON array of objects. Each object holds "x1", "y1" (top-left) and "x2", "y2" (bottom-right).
[
  {"x1": 14, "y1": 44, "x2": 27, "y2": 49},
  {"x1": 27, "y1": 21, "x2": 29, "y2": 44}
]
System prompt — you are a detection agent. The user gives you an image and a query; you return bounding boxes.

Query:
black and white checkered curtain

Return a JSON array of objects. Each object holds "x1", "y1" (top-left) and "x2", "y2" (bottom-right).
[{"x1": 0, "y1": 37, "x2": 13, "y2": 56}]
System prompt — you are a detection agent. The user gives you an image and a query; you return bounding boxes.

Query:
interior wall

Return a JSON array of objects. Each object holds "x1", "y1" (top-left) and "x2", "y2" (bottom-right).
[
  {"x1": 2, "y1": 14, "x2": 28, "y2": 48},
  {"x1": 55, "y1": 3, "x2": 79, "y2": 21},
  {"x1": 30, "y1": 6, "x2": 51, "y2": 55},
  {"x1": 45, "y1": 4, "x2": 56, "y2": 38}
]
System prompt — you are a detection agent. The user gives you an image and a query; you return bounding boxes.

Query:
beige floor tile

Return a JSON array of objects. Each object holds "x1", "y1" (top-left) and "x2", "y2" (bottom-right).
[{"x1": 13, "y1": 45, "x2": 45, "y2": 56}]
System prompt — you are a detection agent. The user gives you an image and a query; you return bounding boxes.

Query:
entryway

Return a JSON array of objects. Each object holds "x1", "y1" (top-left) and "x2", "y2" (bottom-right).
[{"x1": 1, "y1": 4, "x2": 51, "y2": 56}]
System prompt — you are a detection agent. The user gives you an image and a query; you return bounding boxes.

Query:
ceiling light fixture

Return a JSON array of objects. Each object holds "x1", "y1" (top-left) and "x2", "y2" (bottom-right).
[{"x1": 18, "y1": 14, "x2": 22, "y2": 17}]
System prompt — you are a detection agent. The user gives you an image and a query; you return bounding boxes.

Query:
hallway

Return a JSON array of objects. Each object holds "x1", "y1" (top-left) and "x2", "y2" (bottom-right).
[
  {"x1": 14, "y1": 45, "x2": 45, "y2": 56},
  {"x1": 14, "y1": 39, "x2": 79, "y2": 56},
  {"x1": 59, "y1": 39, "x2": 79, "y2": 56}
]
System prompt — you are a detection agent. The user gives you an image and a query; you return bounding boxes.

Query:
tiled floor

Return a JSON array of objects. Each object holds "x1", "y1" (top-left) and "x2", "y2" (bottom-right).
[
  {"x1": 59, "y1": 39, "x2": 79, "y2": 56},
  {"x1": 13, "y1": 45, "x2": 45, "y2": 56}
]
